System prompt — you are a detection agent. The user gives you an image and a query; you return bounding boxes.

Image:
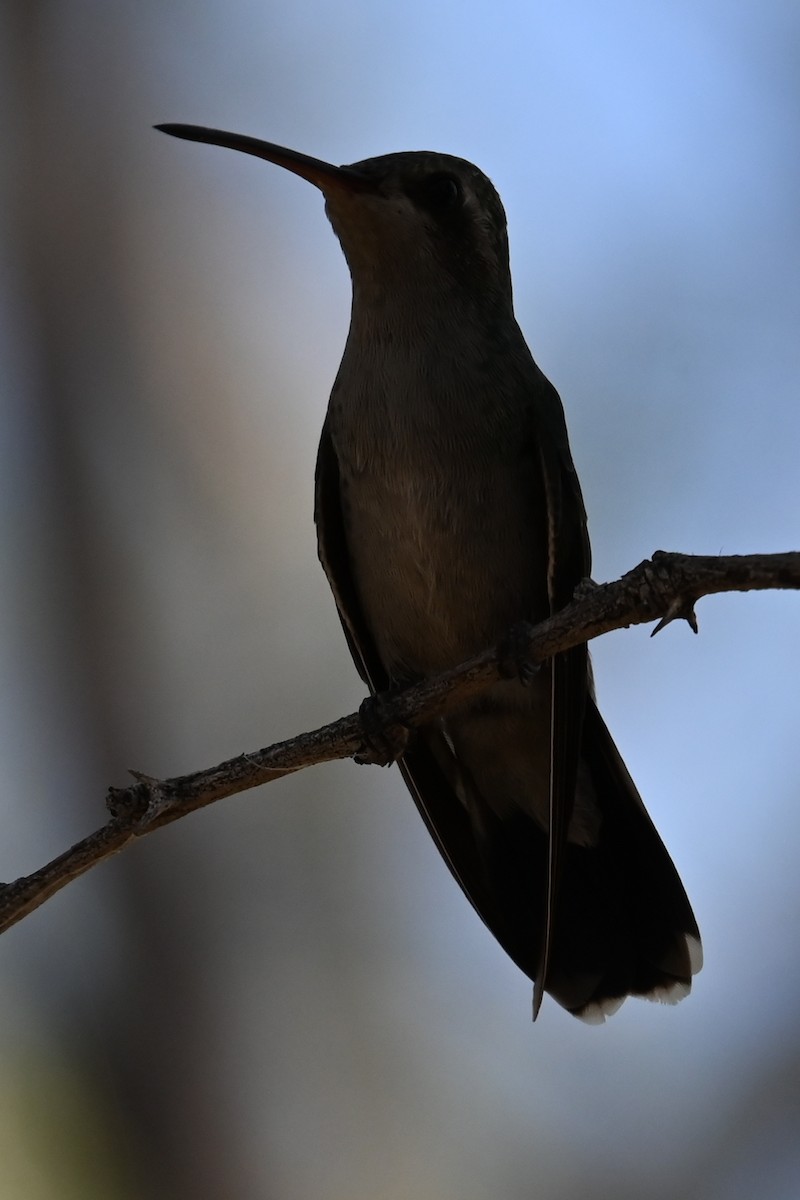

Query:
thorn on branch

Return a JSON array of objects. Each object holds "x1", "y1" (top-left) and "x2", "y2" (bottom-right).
[
  {"x1": 651, "y1": 598, "x2": 699, "y2": 637},
  {"x1": 107, "y1": 773, "x2": 175, "y2": 828},
  {"x1": 106, "y1": 779, "x2": 149, "y2": 821},
  {"x1": 573, "y1": 576, "x2": 600, "y2": 602}
]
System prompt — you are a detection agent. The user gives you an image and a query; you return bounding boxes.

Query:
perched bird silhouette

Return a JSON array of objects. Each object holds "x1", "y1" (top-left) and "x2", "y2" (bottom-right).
[{"x1": 157, "y1": 124, "x2": 702, "y2": 1021}]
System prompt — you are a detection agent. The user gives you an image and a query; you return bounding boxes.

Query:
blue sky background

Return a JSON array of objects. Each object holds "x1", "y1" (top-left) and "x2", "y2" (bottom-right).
[{"x1": 1, "y1": 2, "x2": 799, "y2": 1196}]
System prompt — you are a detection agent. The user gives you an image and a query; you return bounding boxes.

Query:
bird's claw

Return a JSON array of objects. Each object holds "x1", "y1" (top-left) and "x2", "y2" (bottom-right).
[
  {"x1": 355, "y1": 695, "x2": 410, "y2": 766},
  {"x1": 498, "y1": 620, "x2": 540, "y2": 685}
]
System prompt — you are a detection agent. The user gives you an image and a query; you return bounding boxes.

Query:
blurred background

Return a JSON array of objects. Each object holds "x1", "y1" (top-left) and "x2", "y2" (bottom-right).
[{"x1": 1, "y1": 1, "x2": 799, "y2": 1197}]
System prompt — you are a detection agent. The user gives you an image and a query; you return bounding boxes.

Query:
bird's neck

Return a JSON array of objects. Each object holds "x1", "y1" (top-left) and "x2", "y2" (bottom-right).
[{"x1": 348, "y1": 275, "x2": 515, "y2": 353}]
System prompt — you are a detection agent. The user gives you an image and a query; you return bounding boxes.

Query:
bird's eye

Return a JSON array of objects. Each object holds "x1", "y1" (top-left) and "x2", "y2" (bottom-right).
[{"x1": 419, "y1": 173, "x2": 462, "y2": 210}]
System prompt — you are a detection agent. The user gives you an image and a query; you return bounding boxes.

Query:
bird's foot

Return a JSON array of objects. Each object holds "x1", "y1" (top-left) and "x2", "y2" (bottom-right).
[
  {"x1": 355, "y1": 694, "x2": 411, "y2": 766},
  {"x1": 498, "y1": 620, "x2": 540, "y2": 686}
]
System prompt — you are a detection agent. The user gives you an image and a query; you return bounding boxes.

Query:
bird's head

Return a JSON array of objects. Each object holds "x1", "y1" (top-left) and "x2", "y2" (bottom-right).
[{"x1": 156, "y1": 125, "x2": 513, "y2": 314}]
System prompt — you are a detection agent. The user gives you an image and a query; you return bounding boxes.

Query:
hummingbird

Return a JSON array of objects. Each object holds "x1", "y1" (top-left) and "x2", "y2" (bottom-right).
[{"x1": 157, "y1": 123, "x2": 702, "y2": 1021}]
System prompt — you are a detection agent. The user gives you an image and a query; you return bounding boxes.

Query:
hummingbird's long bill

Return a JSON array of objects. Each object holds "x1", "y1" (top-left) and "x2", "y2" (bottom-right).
[{"x1": 155, "y1": 124, "x2": 374, "y2": 194}]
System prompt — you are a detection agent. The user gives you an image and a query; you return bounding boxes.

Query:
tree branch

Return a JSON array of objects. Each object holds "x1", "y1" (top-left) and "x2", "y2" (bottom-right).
[{"x1": 2, "y1": 550, "x2": 798, "y2": 936}]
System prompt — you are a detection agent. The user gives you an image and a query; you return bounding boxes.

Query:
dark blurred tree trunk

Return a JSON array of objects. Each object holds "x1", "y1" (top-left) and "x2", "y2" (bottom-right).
[{"x1": 4, "y1": 7, "x2": 257, "y2": 1196}]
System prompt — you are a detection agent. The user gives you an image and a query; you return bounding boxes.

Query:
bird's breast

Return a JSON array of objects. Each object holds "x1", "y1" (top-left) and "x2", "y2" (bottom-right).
[{"x1": 335, "y1": 426, "x2": 549, "y2": 682}]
